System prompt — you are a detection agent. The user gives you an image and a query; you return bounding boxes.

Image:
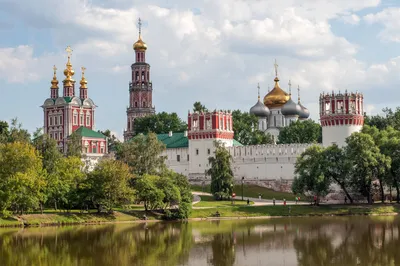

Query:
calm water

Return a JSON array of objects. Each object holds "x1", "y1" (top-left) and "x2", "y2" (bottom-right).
[{"x1": 0, "y1": 216, "x2": 399, "y2": 266}]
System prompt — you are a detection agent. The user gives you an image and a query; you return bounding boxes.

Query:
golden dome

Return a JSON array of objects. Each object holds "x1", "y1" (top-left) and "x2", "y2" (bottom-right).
[
  {"x1": 80, "y1": 66, "x2": 88, "y2": 89},
  {"x1": 51, "y1": 65, "x2": 59, "y2": 89},
  {"x1": 263, "y1": 77, "x2": 290, "y2": 108},
  {"x1": 63, "y1": 46, "x2": 75, "y2": 87},
  {"x1": 133, "y1": 36, "x2": 147, "y2": 51}
]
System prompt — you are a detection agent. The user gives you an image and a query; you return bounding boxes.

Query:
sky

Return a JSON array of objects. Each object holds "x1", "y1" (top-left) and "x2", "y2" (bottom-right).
[{"x1": 1, "y1": 0, "x2": 400, "y2": 140}]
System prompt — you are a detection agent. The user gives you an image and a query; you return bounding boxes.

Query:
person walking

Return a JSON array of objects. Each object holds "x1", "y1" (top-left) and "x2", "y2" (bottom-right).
[
  {"x1": 283, "y1": 198, "x2": 286, "y2": 206},
  {"x1": 295, "y1": 197, "x2": 298, "y2": 205},
  {"x1": 247, "y1": 198, "x2": 250, "y2": 205},
  {"x1": 273, "y1": 198, "x2": 276, "y2": 206}
]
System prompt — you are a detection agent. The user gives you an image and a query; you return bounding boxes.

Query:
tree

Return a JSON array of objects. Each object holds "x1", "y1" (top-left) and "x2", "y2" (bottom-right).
[
  {"x1": 345, "y1": 132, "x2": 390, "y2": 204},
  {"x1": 207, "y1": 141, "x2": 234, "y2": 200},
  {"x1": 133, "y1": 112, "x2": 187, "y2": 135},
  {"x1": 66, "y1": 131, "x2": 82, "y2": 157},
  {"x1": 118, "y1": 132, "x2": 166, "y2": 176},
  {"x1": 0, "y1": 121, "x2": 9, "y2": 143},
  {"x1": 193, "y1": 101, "x2": 208, "y2": 112},
  {"x1": 0, "y1": 142, "x2": 46, "y2": 215},
  {"x1": 86, "y1": 160, "x2": 134, "y2": 212},
  {"x1": 135, "y1": 175, "x2": 165, "y2": 211},
  {"x1": 8, "y1": 118, "x2": 30, "y2": 143},
  {"x1": 278, "y1": 120, "x2": 322, "y2": 144},
  {"x1": 322, "y1": 145, "x2": 354, "y2": 203},
  {"x1": 99, "y1": 129, "x2": 122, "y2": 154},
  {"x1": 364, "y1": 107, "x2": 400, "y2": 130},
  {"x1": 231, "y1": 110, "x2": 274, "y2": 145},
  {"x1": 293, "y1": 145, "x2": 330, "y2": 202},
  {"x1": 32, "y1": 129, "x2": 63, "y2": 173}
]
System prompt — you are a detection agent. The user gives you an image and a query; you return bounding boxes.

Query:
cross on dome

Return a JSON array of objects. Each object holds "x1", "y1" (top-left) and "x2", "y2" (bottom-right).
[
  {"x1": 138, "y1": 18, "x2": 142, "y2": 37},
  {"x1": 65, "y1": 46, "x2": 73, "y2": 58},
  {"x1": 274, "y1": 59, "x2": 279, "y2": 77}
]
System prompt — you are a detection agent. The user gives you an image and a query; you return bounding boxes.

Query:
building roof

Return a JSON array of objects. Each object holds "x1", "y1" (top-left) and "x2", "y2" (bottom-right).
[
  {"x1": 74, "y1": 126, "x2": 106, "y2": 139},
  {"x1": 155, "y1": 132, "x2": 243, "y2": 148},
  {"x1": 233, "y1": 139, "x2": 243, "y2": 146}
]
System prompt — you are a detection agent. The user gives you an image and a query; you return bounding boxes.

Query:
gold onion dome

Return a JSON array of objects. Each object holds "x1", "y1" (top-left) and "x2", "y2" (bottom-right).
[
  {"x1": 63, "y1": 46, "x2": 75, "y2": 87},
  {"x1": 133, "y1": 36, "x2": 147, "y2": 51},
  {"x1": 263, "y1": 77, "x2": 290, "y2": 108},
  {"x1": 80, "y1": 66, "x2": 88, "y2": 88},
  {"x1": 51, "y1": 65, "x2": 59, "y2": 88}
]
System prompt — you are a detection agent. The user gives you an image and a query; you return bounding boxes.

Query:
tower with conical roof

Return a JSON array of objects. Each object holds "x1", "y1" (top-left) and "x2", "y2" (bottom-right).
[{"x1": 124, "y1": 18, "x2": 156, "y2": 141}]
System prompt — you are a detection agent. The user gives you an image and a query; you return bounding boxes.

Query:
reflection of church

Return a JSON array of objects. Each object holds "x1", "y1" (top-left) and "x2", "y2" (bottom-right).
[{"x1": 250, "y1": 61, "x2": 309, "y2": 141}]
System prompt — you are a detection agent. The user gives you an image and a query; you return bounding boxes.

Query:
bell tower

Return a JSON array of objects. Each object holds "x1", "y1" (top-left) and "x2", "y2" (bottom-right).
[{"x1": 123, "y1": 18, "x2": 156, "y2": 141}]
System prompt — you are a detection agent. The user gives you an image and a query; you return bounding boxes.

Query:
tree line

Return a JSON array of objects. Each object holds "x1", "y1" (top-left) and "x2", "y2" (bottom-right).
[
  {"x1": 293, "y1": 107, "x2": 400, "y2": 204},
  {"x1": 0, "y1": 119, "x2": 191, "y2": 218}
]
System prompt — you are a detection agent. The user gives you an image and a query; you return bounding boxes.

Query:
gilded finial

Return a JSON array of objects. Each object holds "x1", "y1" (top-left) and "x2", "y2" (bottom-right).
[
  {"x1": 274, "y1": 59, "x2": 279, "y2": 78},
  {"x1": 133, "y1": 18, "x2": 147, "y2": 51},
  {"x1": 51, "y1": 65, "x2": 59, "y2": 89},
  {"x1": 63, "y1": 46, "x2": 75, "y2": 87},
  {"x1": 288, "y1": 80, "x2": 292, "y2": 96},
  {"x1": 297, "y1": 85, "x2": 301, "y2": 103},
  {"x1": 257, "y1": 83, "x2": 260, "y2": 100},
  {"x1": 80, "y1": 66, "x2": 87, "y2": 89}
]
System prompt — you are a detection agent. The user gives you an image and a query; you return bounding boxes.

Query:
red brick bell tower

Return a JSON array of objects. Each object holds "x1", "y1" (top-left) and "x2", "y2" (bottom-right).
[{"x1": 123, "y1": 18, "x2": 155, "y2": 141}]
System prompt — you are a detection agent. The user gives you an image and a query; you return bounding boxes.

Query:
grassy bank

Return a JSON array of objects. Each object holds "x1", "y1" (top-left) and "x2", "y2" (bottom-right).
[
  {"x1": 194, "y1": 195, "x2": 254, "y2": 207},
  {"x1": 191, "y1": 184, "x2": 301, "y2": 200},
  {"x1": 190, "y1": 204, "x2": 400, "y2": 218}
]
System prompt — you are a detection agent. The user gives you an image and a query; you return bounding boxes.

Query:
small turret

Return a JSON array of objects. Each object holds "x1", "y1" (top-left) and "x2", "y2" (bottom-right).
[{"x1": 50, "y1": 65, "x2": 59, "y2": 99}]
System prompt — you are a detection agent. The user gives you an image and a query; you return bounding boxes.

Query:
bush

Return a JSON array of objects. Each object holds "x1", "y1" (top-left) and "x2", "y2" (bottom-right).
[{"x1": 162, "y1": 202, "x2": 192, "y2": 220}]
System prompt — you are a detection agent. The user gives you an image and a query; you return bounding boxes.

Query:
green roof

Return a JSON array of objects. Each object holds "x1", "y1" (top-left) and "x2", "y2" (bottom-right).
[
  {"x1": 233, "y1": 139, "x2": 243, "y2": 146},
  {"x1": 74, "y1": 126, "x2": 106, "y2": 139},
  {"x1": 157, "y1": 132, "x2": 189, "y2": 148},
  {"x1": 64, "y1": 96, "x2": 72, "y2": 103}
]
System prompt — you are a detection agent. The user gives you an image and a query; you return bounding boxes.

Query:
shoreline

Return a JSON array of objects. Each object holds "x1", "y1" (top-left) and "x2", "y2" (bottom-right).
[{"x1": 1, "y1": 207, "x2": 398, "y2": 228}]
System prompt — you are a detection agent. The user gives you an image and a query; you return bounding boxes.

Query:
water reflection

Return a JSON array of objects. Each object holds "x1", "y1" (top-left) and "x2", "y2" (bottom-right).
[{"x1": 0, "y1": 217, "x2": 399, "y2": 266}]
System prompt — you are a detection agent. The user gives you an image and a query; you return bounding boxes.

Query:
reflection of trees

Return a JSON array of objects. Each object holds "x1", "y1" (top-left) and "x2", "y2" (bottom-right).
[
  {"x1": 208, "y1": 233, "x2": 236, "y2": 266},
  {"x1": 0, "y1": 222, "x2": 194, "y2": 266},
  {"x1": 293, "y1": 218, "x2": 400, "y2": 266}
]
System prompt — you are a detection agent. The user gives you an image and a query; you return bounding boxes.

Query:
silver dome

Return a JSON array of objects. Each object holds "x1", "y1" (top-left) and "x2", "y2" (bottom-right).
[
  {"x1": 298, "y1": 103, "x2": 310, "y2": 119},
  {"x1": 281, "y1": 97, "x2": 302, "y2": 116},
  {"x1": 250, "y1": 100, "x2": 270, "y2": 117}
]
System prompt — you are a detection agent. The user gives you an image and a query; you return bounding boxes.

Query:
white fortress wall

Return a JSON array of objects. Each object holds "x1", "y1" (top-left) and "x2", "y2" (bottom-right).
[{"x1": 163, "y1": 147, "x2": 189, "y2": 176}]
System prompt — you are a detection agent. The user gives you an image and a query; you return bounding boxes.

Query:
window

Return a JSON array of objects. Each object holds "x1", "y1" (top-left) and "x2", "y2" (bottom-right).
[
  {"x1": 50, "y1": 133, "x2": 53, "y2": 139},
  {"x1": 187, "y1": 154, "x2": 190, "y2": 161},
  {"x1": 135, "y1": 102, "x2": 138, "y2": 107},
  {"x1": 147, "y1": 72, "x2": 149, "y2": 80},
  {"x1": 49, "y1": 117, "x2": 53, "y2": 126},
  {"x1": 73, "y1": 115, "x2": 77, "y2": 125},
  {"x1": 142, "y1": 102, "x2": 146, "y2": 107},
  {"x1": 59, "y1": 132, "x2": 62, "y2": 140},
  {"x1": 86, "y1": 115, "x2": 90, "y2": 126},
  {"x1": 142, "y1": 73, "x2": 145, "y2": 80},
  {"x1": 274, "y1": 116, "x2": 276, "y2": 127},
  {"x1": 92, "y1": 145, "x2": 97, "y2": 153},
  {"x1": 136, "y1": 72, "x2": 139, "y2": 81},
  {"x1": 85, "y1": 147, "x2": 89, "y2": 153},
  {"x1": 80, "y1": 114, "x2": 84, "y2": 125},
  {"x1": 196, "y1": 149, "x2": 199, "y2": 155},
  {"x1": 100, "y1": 147, "x2": 104, "y2": 154},
  {"x1": 177, "y1": 155, "x2": 180, "y2": 162},
  {"x1": 207, "y1": 149, "x2": 210, "y2": 155},
  {"x1": 59, "y1": 116, "x2": 62, "y2": 125}
]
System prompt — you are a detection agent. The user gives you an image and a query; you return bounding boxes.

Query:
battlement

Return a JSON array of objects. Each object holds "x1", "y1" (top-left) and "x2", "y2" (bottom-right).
[
  {"x1": 188, "y1": 110, "x2": 234, "y2": 140},
  {"x1": 228, "y1": 143, "x2": 316, "y2": 158}
]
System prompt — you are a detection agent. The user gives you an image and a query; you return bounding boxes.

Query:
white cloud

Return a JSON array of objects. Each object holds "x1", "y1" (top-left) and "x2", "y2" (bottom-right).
[
  {"x1": 341, "y1": 14, "x2": 361, "y2": 25},
  {"x1": 364, "y1": 7, "x2": 400, "y2": 42}
]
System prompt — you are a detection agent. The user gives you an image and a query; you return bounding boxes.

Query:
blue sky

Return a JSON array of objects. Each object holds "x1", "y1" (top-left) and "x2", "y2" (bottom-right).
[{"x1": 1, "y1": 0, "x2": 400, "y2": 139}]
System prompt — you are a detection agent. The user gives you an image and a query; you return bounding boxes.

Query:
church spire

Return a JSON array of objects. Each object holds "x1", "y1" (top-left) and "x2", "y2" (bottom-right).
[
  {"x1": 50, "y1": 65, "x2": 59, "y2": 99},
  {"x1": 79, "y1": 66, "x2": 88, "y2": 99},
  {"x1": 63, "y1": 46, "x2": 75, "y2": 97},
  {"x1": 297, "y1": 85, "x2": 301, "y2": 104}
]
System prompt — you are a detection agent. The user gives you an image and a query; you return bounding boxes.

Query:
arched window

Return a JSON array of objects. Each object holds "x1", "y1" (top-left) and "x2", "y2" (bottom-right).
[
  {"x1": 142, "y1": 82, "x2": 144, "y2": 88},
  {"x1": 141, "y1": 72, "x2": 145, "y2": 80},
  {"x1": 135, "y1": 72, "x2": 139, "y2": 81},
  {"x1": 142, "y1": 102, "x2": 146, "y2": 107},
  {"x1": 135, "y1": 102, "x2": 138, "y2": 107},
  {"x1": 274, "y1": 116, "x2": 276, "y2": 127}
]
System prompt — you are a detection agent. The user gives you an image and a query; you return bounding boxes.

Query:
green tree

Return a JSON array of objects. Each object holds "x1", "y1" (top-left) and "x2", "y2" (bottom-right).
[
  {"x1": 364, "y1": 107, "x2": 400, "y2": 130},
  {"x1": 293, "y1": 145, "x2": 330, "y2": 202},
  {"x1": 135, "y1": 175, "x2": 165, "y2": 211},
  {"x1": 66, "y1": 131, "x2": 82, "y2": 157},
  {"x1": 193, "y1": 101, "x2": 208, "y2": 112},
  {"x1": 119, "y1": 132, "x2": 166, "y2": 176},
  {"x1": 86, "y1": 160, "x2": 134, "y2": 212},
  {"x1": 231, "y1": 110, "x2": 274, "y2": 145},
  {"x1": 322, "y1": 145, "x2": 354, "y2": 203},
  {"x1": 8, "y1": 118, "x2": 30, "y2": 143},
  {"x1": 0, "y1": 142, "x2": 46, "y2": 215},
  {"x1": 278, "y1": 120, "x2": 322, "y2": 144},
  {"x1": 345, "y1": 132, "x2": 390, "y2": 204},
  {"x1": 0, "y1": 121, "x2": 9, "y2": 143},
  {"x1": 155, "y1": 176, "x2": 181, "y2": 209},
  {"x1": 99, "y1": 129, "x2": 122, "y2": 154},
  {"x1": 32, "y1": 129, "x2": 63, "y2": 173},
  {"x1": 133, "y1": 112, "x2": 187, "y2": 135},
  {"x1": 207, "y1": 141, "x2": 234, "y2": 200}
]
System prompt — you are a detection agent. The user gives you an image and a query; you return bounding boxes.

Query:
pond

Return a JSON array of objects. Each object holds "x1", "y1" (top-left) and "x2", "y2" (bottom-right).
[{"x1": 0, "y1": 216, "x2": 399, "y2": 266}]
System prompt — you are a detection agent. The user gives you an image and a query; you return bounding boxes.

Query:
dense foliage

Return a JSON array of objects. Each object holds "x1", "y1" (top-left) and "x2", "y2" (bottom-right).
[
  {"x1": 133, "y1": 112, "x2": 187, "y2": 135},
  {"x1": 0, "y1": 119, "x2": 192, "y2": 218},
  {"x1": 278, "y1": 119, "x2": 322, "y2": 144},
  {"x1": 207, "y1": 141, "x2": 234, "y2": 200}
]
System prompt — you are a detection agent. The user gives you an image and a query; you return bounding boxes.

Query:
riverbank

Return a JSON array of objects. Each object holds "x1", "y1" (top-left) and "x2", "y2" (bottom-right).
[{"x1": 1, "y1": 204, "x2": 399, "y2": 228}]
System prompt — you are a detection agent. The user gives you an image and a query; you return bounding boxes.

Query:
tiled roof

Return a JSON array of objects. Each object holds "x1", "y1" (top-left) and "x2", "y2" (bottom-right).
[
  {"x1": 74, "y1": 126, "x2": 106, "y2": 139},
  {"x1": 233, "y1": 139, "x2": 243, "y2": 146}
]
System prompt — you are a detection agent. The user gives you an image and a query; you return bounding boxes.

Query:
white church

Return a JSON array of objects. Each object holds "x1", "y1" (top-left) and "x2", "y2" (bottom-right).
[{"x1": 159, "y1": 70, "x2": 365, "y2": 192}]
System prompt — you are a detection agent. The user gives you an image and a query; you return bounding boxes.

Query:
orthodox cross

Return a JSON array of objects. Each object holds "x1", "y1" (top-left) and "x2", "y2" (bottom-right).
[
  {"x1": 81, "y1": 66, "x2": 86, "y2": 76},
  {"x1": 138, "y1": 18, "x2": 142, "y2": 36},
  {"x1": 257, "y1": 83, "x2": 260, "y2": 99},
  {"x1": 274, "y1": 59, "x2": 279, "y2": 77},
  {"x1": 65, "y1": 46, "x2": 73, "y2": 57},
  {"x1": 297, "y1": 85, "x2": 301, "y2": 103},
  {"x1": 288, "y1": 80, "x2": 292, "y2": 95},
  {"x1": 53, "y1": 65, "x2": 57, "y2": 75}
]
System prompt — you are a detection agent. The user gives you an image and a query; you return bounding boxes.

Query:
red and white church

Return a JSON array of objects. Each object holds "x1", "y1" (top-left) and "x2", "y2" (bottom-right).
[{"x1": 41, "y1": 46, "x2": 108, "y2": 170}]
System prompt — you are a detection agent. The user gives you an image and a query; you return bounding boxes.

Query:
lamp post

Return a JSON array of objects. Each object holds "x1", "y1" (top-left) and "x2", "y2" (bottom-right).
[{"x1": 241, "y1": 177, "x2": 244, "y2": 201}]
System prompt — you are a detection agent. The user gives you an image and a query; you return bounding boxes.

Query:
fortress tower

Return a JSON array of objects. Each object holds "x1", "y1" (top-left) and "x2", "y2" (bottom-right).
[
  {"x1": 124, "y1": 18, "x2": 155, "y2": 141},
  {"x1": 319, "y1": 90, "x2": 364, "y2": 147},
  {"x1": 187, "y1": 110, "x2": 234, "y2": 177}
]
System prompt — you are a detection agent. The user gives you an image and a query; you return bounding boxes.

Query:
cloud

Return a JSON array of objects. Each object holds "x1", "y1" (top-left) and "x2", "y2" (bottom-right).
[
  {"x1": 341, "y1": 14, "x2": 361, "y2": 25},
  {"x1": 364, "y1": 7, "x2": 400, "y2": 42}
]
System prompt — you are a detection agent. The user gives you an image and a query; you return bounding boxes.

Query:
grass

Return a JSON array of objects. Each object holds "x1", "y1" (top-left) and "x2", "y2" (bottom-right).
[
  {"x1": 194, "y1": 195, "x2": 254, "y2": 208},
  {"x1": 190, "y1": 204, "x2": 400, "y2": 218},
  {"x1": 191, "y1": 184, "x2": 302, "y2": 200}
]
